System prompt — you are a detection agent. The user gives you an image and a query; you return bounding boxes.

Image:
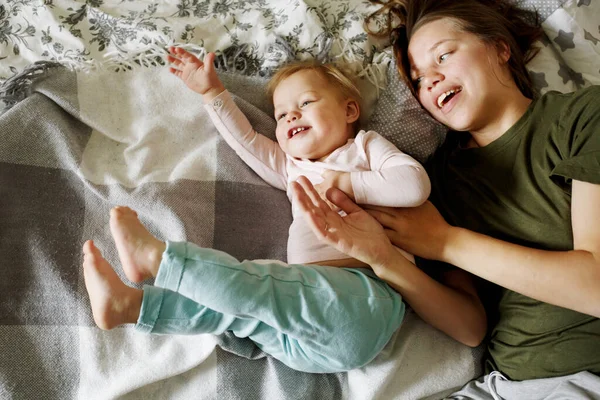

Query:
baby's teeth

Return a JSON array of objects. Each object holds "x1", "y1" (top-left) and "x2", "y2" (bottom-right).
[{"x1": 292, "y1": 127, "x2": 305, "y2": 136}]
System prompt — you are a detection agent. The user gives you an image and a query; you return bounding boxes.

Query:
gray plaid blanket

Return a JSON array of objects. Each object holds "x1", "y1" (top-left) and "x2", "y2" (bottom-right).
[{"x1": 0, "y1": 63, "x2": 484, "y2": 400}]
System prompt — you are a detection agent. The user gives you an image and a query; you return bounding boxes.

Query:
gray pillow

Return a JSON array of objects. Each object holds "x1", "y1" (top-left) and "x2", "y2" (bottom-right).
[{"x1": 366, "y1": 61, "x2": 447, "y2": 163}]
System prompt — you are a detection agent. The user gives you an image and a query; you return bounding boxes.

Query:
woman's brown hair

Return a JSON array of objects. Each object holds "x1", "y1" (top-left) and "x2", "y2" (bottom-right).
[{"x1": 365, "y1": 0, "x2": 544, "y2": 99}]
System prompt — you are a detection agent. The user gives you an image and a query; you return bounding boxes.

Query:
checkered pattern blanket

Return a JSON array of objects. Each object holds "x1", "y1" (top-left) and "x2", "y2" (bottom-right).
[
  {"x1": 2, "y1": 0, "x2": 600, "y2": 398},
  {"x1": 0, "y1": 64, "x2": 482, "y2": 399}
]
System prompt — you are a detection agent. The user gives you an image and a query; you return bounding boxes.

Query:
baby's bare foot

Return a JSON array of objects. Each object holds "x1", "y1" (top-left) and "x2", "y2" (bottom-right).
[
  {"x1": 109, "y1": 206, "x2": 166, "y2": 283},
  {"x1": 82, "y1": 240, "x2": 143, "y2": 330}
]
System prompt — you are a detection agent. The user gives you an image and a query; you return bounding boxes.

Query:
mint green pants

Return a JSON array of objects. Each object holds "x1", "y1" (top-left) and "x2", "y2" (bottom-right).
[{"x1": 136, "y1": 241, "x2": 405, "y2": 373}]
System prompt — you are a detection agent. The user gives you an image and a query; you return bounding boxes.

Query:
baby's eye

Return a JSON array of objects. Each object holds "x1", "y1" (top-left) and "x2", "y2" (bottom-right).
[
  {"x1": 300, "y1": 100, "x2": 312, "y2": 107},
  {"x1": 277, "y1": 113, "x2": 287, "y2": 121},
  {"x1": 438, "y1": 53, "x2": 450, "y2": 63}
]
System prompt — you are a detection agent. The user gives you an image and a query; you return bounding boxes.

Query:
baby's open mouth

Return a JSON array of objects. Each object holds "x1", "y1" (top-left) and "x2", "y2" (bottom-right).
[{"x1": 288, "y1": 126, "x2": 310, "y2": 138}]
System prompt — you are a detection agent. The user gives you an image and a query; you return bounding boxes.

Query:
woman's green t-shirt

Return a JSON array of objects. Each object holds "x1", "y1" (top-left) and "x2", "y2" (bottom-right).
[{"x1": 422, "y1": 86, "x2": 600, "y2": 381}]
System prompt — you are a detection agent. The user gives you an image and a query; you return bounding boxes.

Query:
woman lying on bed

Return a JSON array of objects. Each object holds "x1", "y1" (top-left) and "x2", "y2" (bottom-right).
[{"x1": 294, "y1": 0, "x2": 600, "y2": 383}]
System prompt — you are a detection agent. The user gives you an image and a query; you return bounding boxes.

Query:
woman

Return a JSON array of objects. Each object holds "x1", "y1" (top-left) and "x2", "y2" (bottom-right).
[{"x1": 292, "y1": 0, "x2": 600, "y2": 383}]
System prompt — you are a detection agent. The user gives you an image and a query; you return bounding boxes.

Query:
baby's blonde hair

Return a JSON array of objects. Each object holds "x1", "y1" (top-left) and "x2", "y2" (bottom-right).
[{"x1": 267, "y1": 61, "x2": 362, "y2": 104}]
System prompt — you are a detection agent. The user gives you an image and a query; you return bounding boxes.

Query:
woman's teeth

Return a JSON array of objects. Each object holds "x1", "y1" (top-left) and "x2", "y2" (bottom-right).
[{"x1": 437, "y1": 88, "x2": 461, "y2": 108}]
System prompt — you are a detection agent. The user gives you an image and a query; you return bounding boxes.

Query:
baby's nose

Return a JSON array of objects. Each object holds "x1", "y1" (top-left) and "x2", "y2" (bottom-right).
[{"x1": 287, "y1": 112, "x2": 300, "y2": 122}]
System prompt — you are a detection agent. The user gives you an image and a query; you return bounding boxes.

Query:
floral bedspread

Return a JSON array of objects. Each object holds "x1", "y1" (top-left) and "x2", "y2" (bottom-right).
[
  {"x1": 0, "y1": 0, "x2": 389, "y2": 82},
  {"x1": 3, "y1": 0, "x2": 599, "y2": 95}
]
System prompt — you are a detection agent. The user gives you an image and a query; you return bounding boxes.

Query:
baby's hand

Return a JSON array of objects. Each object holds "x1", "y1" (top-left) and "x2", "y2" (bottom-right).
[
  {"x1": 167, "y1": 46, "x2": 225, "y2": 102},
  {"x1": 315, "y1": 170, "x2": 355, "y2": 211}
]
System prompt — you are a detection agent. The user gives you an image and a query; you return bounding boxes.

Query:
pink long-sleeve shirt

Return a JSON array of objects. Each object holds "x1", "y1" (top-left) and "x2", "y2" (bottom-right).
[{"x1": 205, "y1": 90, "x2": 430, "y2": 264}]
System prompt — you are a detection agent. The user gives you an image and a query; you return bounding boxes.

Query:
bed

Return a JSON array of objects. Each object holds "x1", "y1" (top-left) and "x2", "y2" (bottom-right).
[{"x1": 1, "y1": 0, "x2": 599, "y2": 399}]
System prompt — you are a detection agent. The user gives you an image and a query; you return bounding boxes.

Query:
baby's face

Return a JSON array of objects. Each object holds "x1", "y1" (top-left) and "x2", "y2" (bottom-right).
[{"x1": 272, "y1": 70, "x2": 357, "y2": 160}]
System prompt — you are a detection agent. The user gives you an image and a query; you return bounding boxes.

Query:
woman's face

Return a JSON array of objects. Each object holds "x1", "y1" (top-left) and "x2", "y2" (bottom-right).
[{"x1": 407, "y1": 18, "x2": 512, "y2": 132}]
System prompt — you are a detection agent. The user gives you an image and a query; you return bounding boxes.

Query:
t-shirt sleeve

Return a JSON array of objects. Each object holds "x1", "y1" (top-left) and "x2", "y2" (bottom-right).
[{"x1": 552, "y1": 86, "x2": 600, "y2": 185}]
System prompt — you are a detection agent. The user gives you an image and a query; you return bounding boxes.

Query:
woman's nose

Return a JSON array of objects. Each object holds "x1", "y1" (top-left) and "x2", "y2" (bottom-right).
[{"x1": 423, "y1": 71, "x2": 444, "y2": 90}]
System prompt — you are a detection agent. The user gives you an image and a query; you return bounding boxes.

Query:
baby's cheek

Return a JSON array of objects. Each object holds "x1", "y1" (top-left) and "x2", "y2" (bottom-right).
[{"x1": 274, "y1": 131, "x2": 287, "y2": 147}]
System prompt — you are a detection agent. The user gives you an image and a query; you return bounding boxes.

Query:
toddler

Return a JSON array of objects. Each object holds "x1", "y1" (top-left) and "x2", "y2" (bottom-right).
[
  {"x1": 169, "y1": 46, "x2": 428, "y2": 266},
  {"x1": 82, "y1": 47, "x2": 430, "y2": 373}
]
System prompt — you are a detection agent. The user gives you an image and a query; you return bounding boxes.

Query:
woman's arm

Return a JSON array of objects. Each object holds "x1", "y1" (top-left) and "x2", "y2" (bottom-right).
[
  {"x1": 369, "y1": 180, "x2": 600, "y2": 318},
  {"x1": 377, "y1": 257, "x2": 487, "y2": 347},
  {"x1": 291, "y1": 176, "x2": 487, "y2": 347}
]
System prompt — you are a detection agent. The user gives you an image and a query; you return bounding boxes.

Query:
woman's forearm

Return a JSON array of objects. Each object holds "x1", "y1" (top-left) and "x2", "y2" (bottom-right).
[
  {"x1": 374, "y1": 253, "x2": 487, "y2": 347},
  {"x1": 444, "y1": 227, "x2": 600, "y2": 318}
]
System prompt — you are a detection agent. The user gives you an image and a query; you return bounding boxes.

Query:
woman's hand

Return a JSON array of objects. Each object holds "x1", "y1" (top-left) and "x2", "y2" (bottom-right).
[
  {"x1": 366, "y1": 201, "x2": 453, "y2": 261},
  {"x1": 167, "y1": 46, "x2": 225, "y2": 102},
  {"x1": 295, "y1": 177, "x2": 487, "y2": 345},
  {"x1": 292, "y1": 176, "x2": 395, "y2": 269}
]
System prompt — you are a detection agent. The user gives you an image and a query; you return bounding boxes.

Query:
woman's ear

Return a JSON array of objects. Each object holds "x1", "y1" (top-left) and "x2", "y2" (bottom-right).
[
  {"x1": 345, "y1": 99, "x2": 360, "y2": 124},
  {"x1": 497, "y1": 40, "x2": 511, "y2": 64}
]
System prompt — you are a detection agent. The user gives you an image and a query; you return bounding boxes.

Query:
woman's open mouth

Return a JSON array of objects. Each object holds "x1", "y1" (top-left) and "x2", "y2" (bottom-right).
[{"x1": 436, "y1": 87, "x2": 462, "y2": 112}]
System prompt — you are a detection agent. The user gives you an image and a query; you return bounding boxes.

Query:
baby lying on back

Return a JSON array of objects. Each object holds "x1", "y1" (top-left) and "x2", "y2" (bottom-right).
[{"x1": 168, "y1": 46, "x2": 430, "y2": 267}]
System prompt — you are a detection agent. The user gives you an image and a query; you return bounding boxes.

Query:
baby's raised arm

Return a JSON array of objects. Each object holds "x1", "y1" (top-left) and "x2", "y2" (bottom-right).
[
  {"x1": 168, "y1": 46, "x2": 225, "y2": 103},
  {"x1": 168, "y1": 46, "x2": 288, "y2": 190}
]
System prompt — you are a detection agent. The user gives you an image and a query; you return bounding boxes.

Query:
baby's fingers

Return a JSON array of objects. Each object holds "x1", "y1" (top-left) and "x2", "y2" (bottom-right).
[
  {"x1": 169, "y1": 46, "x2": 203, "y2": 65},
  {"x1": 168, "y1": 46, "x2": 189, "y2": 57},
  {"x1": 167, "y1": 54, "x2": 183, "y2": 68},
  {"x1": 203, "y1": 52, "x2": 217, "y2": 73},
  {"x1": 169, "y1": 67, "x2": 183, "y2": 78},
  {"x1": 179, "y1": 48, "x2": 203, "y2": 65}
]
